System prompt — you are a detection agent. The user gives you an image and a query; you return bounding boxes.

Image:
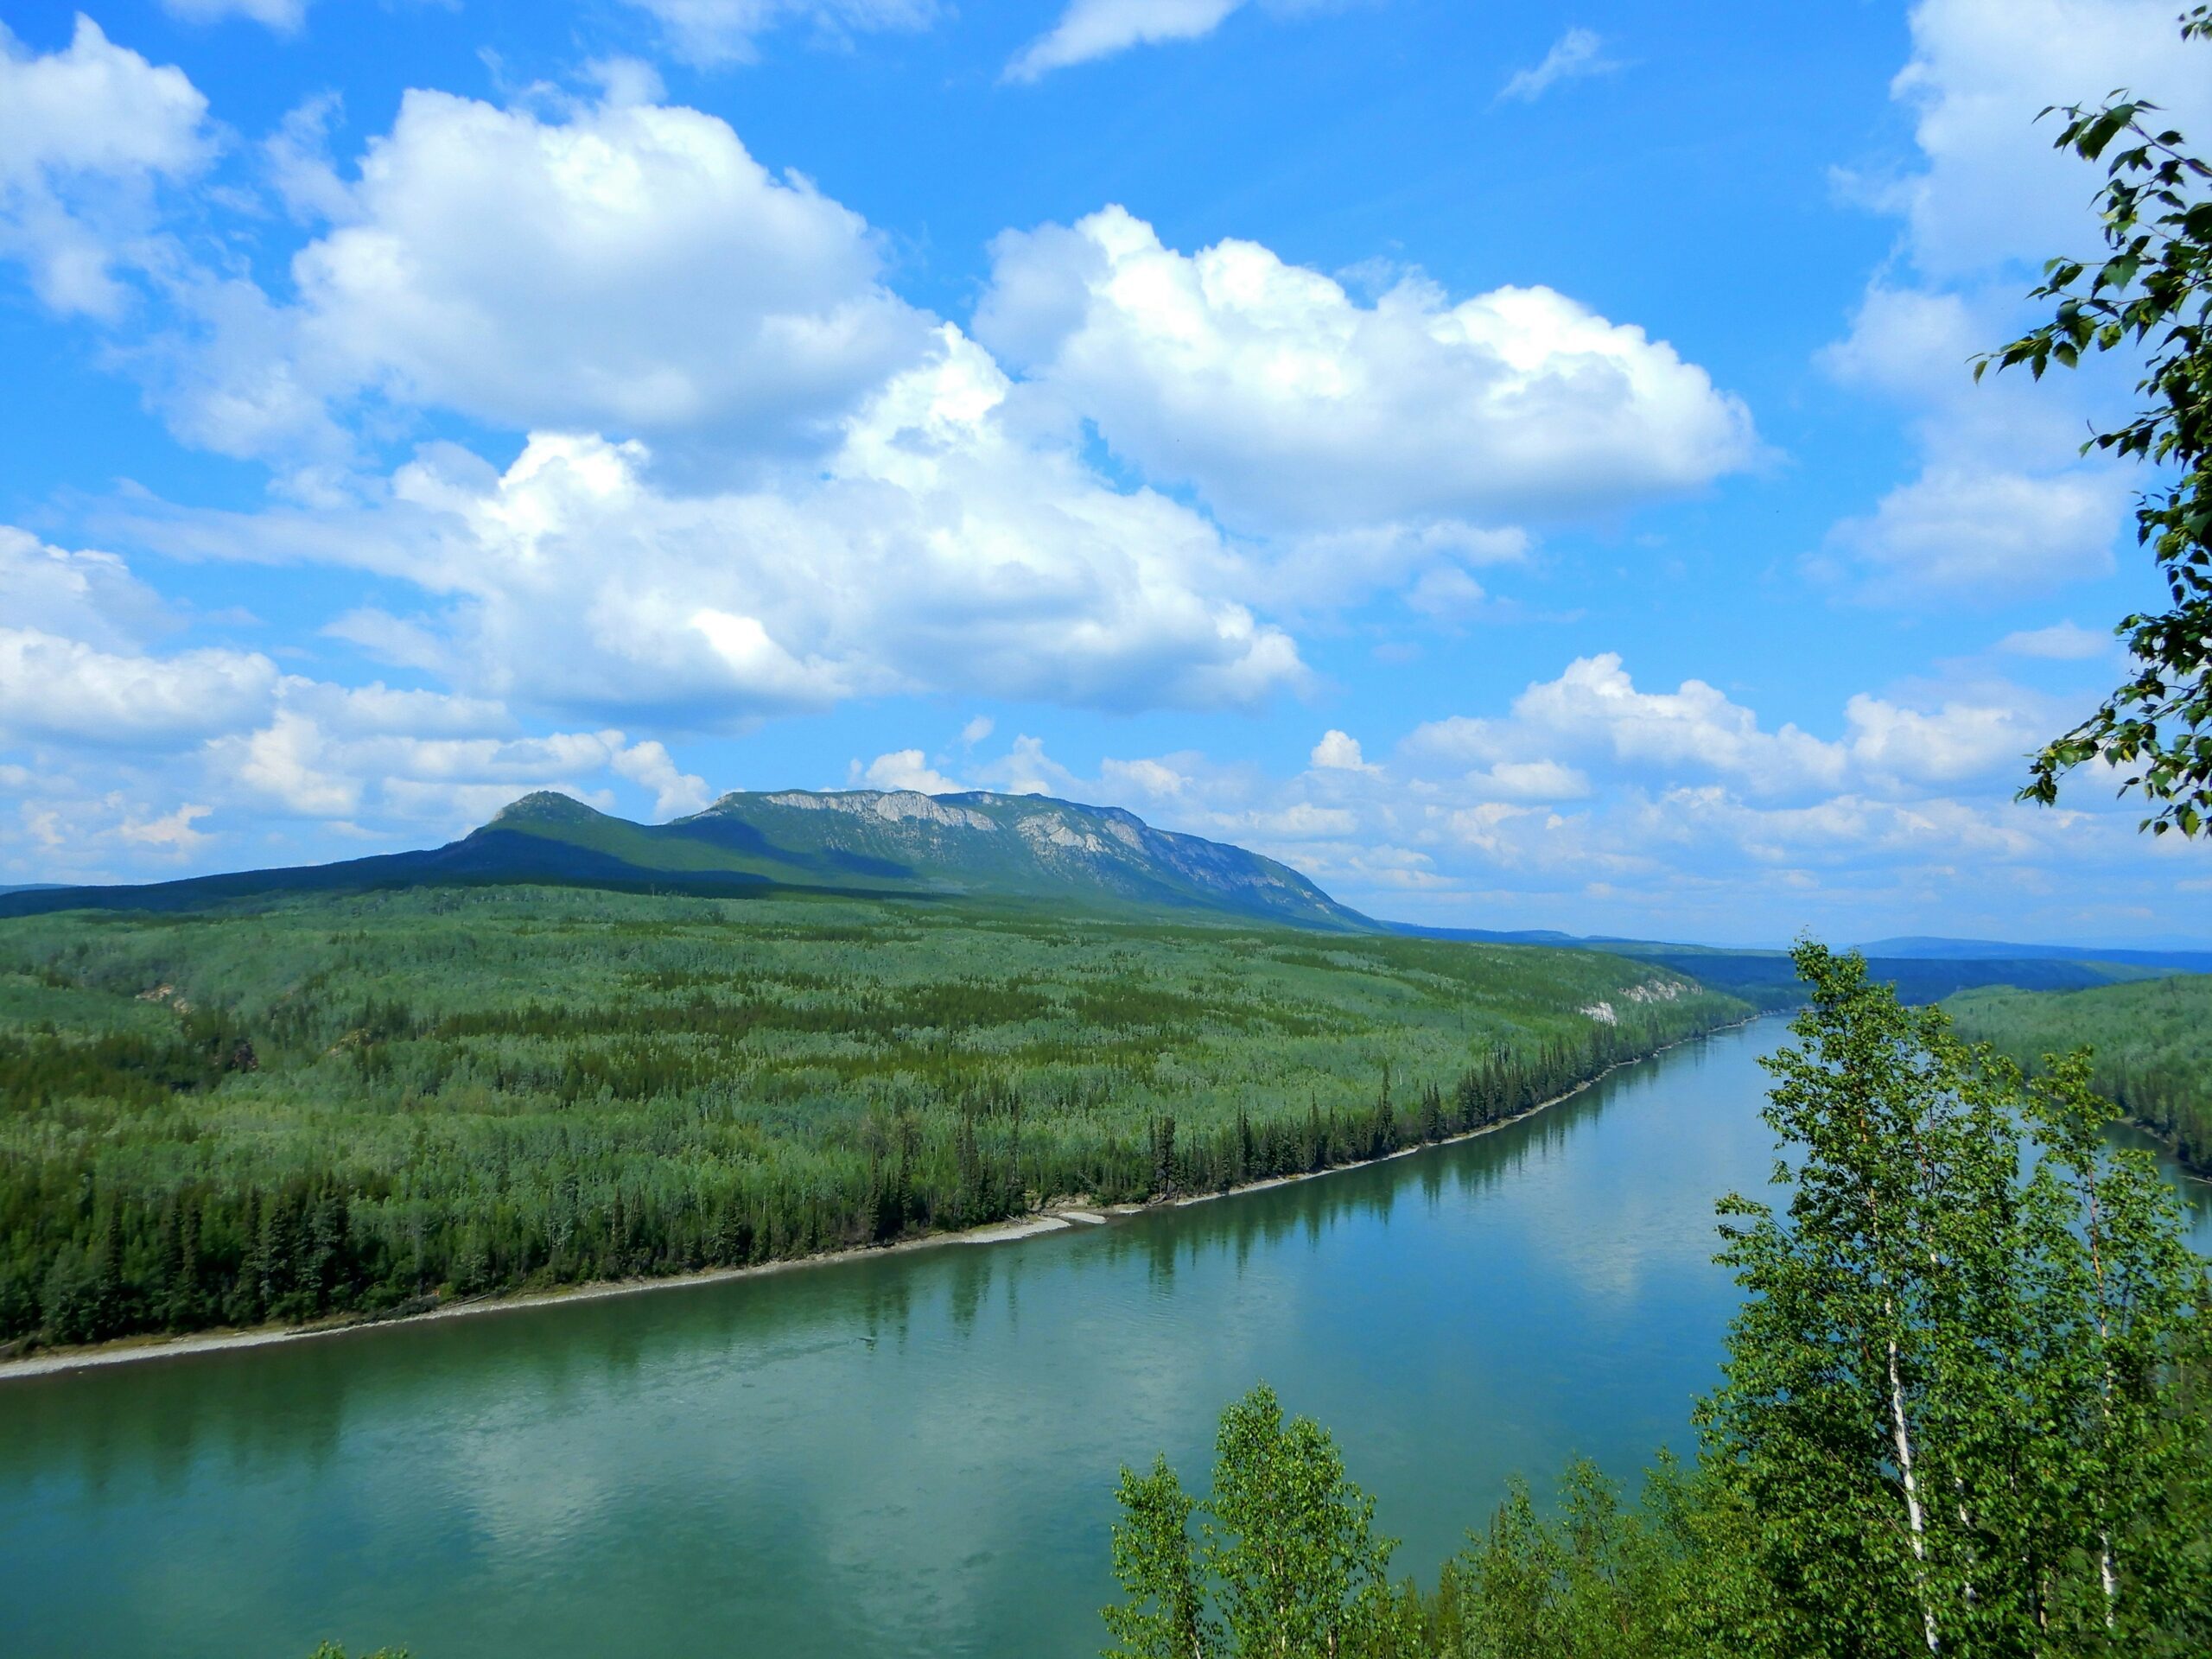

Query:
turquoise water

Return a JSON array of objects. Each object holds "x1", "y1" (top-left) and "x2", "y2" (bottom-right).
[{"x1": 2, "y1": 1020, "x2": 2205, "y2": 1657}]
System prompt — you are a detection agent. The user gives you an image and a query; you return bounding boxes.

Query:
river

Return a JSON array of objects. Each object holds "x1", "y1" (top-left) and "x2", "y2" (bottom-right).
[{"x1": 2, "y1": 1019, "x2": 2206, "y2": 1657}]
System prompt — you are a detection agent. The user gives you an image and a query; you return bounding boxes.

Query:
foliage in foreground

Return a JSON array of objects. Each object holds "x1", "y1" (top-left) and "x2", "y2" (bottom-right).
[
  {"x1": 1103, "y1": 1384, "x2": 1405, "y2": 1658},
  {"x1": 1980, "y1": 6, "x2": 2212, "y2": 836},
  {"x1": 1701, "y1": 944, "x2": 2210, "y2": 1654},
  {"x1": 1107, "y1": 944, "x2": 2212, "y2": 1657},
  {"x1": 0, "y1": 885, "x2": 1743, "y2": 1349},
  {"x1": 1947, "y1": 972, "x2": 2212, "y2": 1173}
]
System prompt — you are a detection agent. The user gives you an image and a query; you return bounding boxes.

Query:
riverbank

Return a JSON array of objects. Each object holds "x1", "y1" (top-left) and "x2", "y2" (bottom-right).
[
  {"x1": 0, "y1": 1014, "x2": 1762, "y2": 1383},
  {"x1": 0, "y1": 1016, "x2": 1821, "y2": 1659}
]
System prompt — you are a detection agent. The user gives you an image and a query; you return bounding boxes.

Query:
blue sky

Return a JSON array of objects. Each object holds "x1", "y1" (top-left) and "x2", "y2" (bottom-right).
[{"x1": 1, "y1": 0, "x2": 2207, "y2": 945}]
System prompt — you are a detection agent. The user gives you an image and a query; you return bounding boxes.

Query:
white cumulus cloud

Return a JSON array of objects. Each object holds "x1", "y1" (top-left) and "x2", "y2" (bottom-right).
[
  {"x1": 1817, "y1": 1, "x2": 2209, "y2": 605},
  {"x1": 117, "y1": 802, "x2": 213, "y2": 848},
  {"x1": 0, "y1": 629, "x2": 279, "y2": 747},
  {"x1": 976, "y1": 206, "x2": 1755, "y2": 535},
  {"x1": 1842, "y1": 691, "x2": 2043, "y2": 785},
  {"x1": 204, "y1": 695, "x2": 710, "y2": 827},
  {"x1": 134, "y1": 326, "x2": 1308, "y2": 723},
  {"x1": 1819, "y1": 466, "x2": 2121, "y2": 599},
  {"x1": 1100, "y1": 754, "x2": 1189, "y2": 798},
  {"x1": 0, "y1": 525, "x2": 174, "y2": 649},
  {"x1": 1408, "y1": 654, "x2": 1847, "y2": 798},
  {"x1": 169, "y1": 86, "x2": 929, "y2": 460},
  {"x1": 611, "y1": 739, "x2": 714, "y2": 817},
  {"x1": 855, "y1": 749, "x2": 963, "y2": 793},
  {"x1": 1310, "y1": 729, "x2": 1370, "y2": 771},
  {"x1": 0, "y1": 16, "x2": 212, "y2": 316},
  {"x1": 747, "y1": 676, "x2": 2184, "y2": 944},
  {"x1": 1477, "y1": 759, "x2": 1590, "y2": 801},
  {"x1": 1882, "y1": 0, "x2": 2212, "y2": 281},
  {"x1": 0, "y1": 527, "x2": 723, "y2": 864}
]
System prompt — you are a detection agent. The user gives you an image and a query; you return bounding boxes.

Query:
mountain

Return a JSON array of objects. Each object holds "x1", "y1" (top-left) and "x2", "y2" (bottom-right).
[{"x1": 0, "y1": 789, "x2": 1372, "y2": 931}]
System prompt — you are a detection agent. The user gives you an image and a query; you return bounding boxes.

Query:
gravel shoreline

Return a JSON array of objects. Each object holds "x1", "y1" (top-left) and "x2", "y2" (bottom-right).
[{"x1": 0, "y1": 1015, "x2": 1759, "y2": 1384}]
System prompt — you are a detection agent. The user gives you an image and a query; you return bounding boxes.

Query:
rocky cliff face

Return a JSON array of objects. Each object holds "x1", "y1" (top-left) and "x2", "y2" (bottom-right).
[{"x1": 645, "y1": 789, "x2": 1369, "y2": 928}]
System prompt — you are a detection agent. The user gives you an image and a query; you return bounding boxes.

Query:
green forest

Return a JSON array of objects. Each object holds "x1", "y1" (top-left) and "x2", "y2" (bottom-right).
[
  {"x1": 283, "y1": 949, "x2": 2212, "y2": 1659},
  {"x1": 1947, "y1": 974, "x2": 2212, "y2": 1173},
  {"x1": 0, "y1": 883, "x2": 1745, "y2": 1351}
]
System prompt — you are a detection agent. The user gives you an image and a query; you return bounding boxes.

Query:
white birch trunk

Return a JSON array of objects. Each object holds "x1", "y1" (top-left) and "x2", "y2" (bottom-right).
[
  {"x1": 2086, "y1": 1190, "x2": 2119, "y2": 1628},
  {"x1": 1886, "y1": 1325, "x2": 1940, "y2": 1654}
]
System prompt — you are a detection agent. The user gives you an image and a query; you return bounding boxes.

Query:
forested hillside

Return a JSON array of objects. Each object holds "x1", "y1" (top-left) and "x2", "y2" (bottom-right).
[
  {"x1": 0, "y1": 886, "x2": 1745, "y2": 1351},
  {"x1": 1946, "y1": 975, "x2": 2212, "y2": 1173}
]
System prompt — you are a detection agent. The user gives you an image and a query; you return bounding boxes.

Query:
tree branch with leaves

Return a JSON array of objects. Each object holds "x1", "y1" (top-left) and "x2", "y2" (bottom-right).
[{"x1": 1978, "y1": 6, "x2": 2212, "y2": 836}]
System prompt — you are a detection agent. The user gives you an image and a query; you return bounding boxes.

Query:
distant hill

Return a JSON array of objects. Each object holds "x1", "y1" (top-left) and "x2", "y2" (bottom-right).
[
  {"x1": 1609, "y1": 947, "x2": 2175, "y2": 1010},
  {"x1": 1855, "y1": 936, "x2": 2212, "y2": 974},
  {"x1": 1390, "y1": 925, "x2": 1599, "y2": 947},
  {"x1": 0, "y1": 789, "x2": 1372, "y2": 931},
  {"x1": 1387, "y1": 924, "x2": 2187, "y2": 1007}
]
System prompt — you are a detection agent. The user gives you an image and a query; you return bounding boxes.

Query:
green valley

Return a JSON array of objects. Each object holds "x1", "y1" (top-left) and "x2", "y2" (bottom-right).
[{"x1": 0, "y1": 880, "x2": 1745, "y2": 1352}]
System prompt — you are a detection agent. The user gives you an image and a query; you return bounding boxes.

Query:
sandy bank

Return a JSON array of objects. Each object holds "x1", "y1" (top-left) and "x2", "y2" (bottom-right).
[{"x1": 0, "y1": 1016, "x2": 1760, "y2": 1384}]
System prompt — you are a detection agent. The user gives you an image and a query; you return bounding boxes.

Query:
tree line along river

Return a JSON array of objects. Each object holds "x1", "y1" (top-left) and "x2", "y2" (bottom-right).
[{"x1": 2, "y1": 1018, "x2": 2205, "y2": 1658}]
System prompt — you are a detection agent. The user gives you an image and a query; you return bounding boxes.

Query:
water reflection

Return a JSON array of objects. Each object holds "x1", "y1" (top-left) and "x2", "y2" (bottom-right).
[{"x1": 2, "y1": 1020, "x2": 2203, "y2": 1659}]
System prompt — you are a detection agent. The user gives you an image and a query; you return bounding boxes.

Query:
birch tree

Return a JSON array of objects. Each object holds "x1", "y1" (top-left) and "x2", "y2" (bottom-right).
[
  {"x1": 1699, "y1": 943, "x2": 2209, "y2": 1657},
  {"x1": 1101, "y1": 1383, "x2": 1407, "y2": 1659}
]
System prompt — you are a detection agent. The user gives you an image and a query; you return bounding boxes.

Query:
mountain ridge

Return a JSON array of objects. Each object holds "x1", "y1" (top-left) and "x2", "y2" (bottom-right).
[{"x1": 0, "y1": 788, "x2": 1373, "y2": 931}]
